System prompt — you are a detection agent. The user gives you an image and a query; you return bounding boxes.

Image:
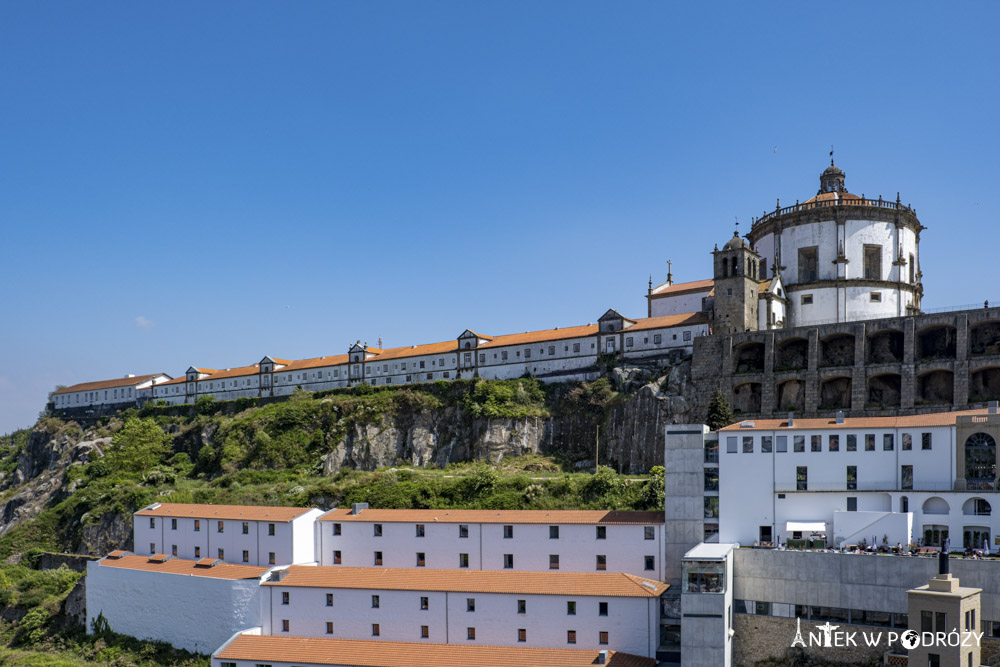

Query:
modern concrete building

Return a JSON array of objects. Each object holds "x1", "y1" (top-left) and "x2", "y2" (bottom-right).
[
  {"x1": 908, "y1": 556, "x2": 983, "y2": 667},
  {"x1": 680, "y1": 543, "x2": 736, "y2": 667},
  {"x1": 133, "y1": 503, "x2": 325, "y2": 567}
]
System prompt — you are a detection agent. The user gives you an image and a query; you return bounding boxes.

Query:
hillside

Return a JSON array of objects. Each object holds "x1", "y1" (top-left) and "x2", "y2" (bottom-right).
[{"x1": 0, "y1": 372, "x2": 691, "y2": 665}]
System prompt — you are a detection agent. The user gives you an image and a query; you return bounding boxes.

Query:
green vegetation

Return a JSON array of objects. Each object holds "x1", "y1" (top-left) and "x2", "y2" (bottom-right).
[
  {"x1": 0, "y1": 376, "x2": 653, "y2": 664},
  {"x1": 705, "y1": 389, "x2": 734, "y2": 431}
]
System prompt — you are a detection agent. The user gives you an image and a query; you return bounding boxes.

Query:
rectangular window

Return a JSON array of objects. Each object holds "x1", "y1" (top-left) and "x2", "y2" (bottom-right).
[
  {"x1": 644, "y1": 526, "x2": 655, "y2": 540},
  {"x1": 776, "y1": 436, "x2": 787, "y2": 453},
  {"x1": 518, "y1": 628, "x2": 526, "y2": 642},
  {"x1": 281, "y1": 619, "x2": 289, "y2": 632},
  {"x1": 326, "y1": 621, "x2": 333, "y2": 634},
  {"x1": 599, "y1": 631, "x2": 609, "y2": 645},
  {"x1": 596, "y1": 554, "x2": 607, "y2": 571},
  {"x1": 374, "y1": 551, "x2": 383, "y2": 566},
  {"x1": 828, "y1": 435, "x2": 839, "y2": 452},
  {"x1": 415, "y1": 524, "x2": 425, "y2": 537},
  {"x1": 794, "y1": 435, "x2": 805, "y2": 452},
  {"x1": 503, "y1": 525, "x2": 513, "y2": 539},
  {"x1": 865, "y1": 433, "x2": 875, "y2": 451},
  {"x1": 171, "y1": 518, "x2": 177, "y2": 530},
  {"x1": 268, "y1": 523, "x2": 275, "y2": 536},
  {"x1": 796, "y1": 466, "x2": 808, "y2": 491},
  {"x1": 268, "y1": 552, "x2": 275, "y2": 565},
  {"x1": 704, "y1": 496, "x2": 719, "y2": 518},
  {"x1": 172, "y1": 545, "x2": 177, "y2": 556},
  {"x1": 371, "y1": 595, "x2": 380, "y2": 608},
  {"x1": 149, "y1": 517, "x2": 155, "y2": 529},
  {"x1": 847, "y1": 497, "x2": 858, "y2": 511},
  {"x1": 573, "y1": 343, "x2": 581, "y2": 353},
  {"x1": 596, "y1": 526, "x2": 606, "y2": 539},
  {"x1": 517, "y1": 600, "x2": 526, "y2": 614},
  {"x1": 549, "y1": 525, "x2": 559, "y2": 539},
  {"x1": 326, "y1": 593, "x2": 333, "y2": 606},
  {"x1": 332, "y1": 523, "x2": 341, "y2": 536},
  {"x1": 194, "y1": 519, "x2": 200, "y2": 532},
  {"x1": 373, "y1": 524, "x2": 382, "y2": 537},
  {"x1": 243, "y1": 521, "x2": 250, "y2": 535},
  {"x1": 599, "y1": 601, "x2": 608, "y2": 616},
  {"x1": 478, "y1": 353, "x2": 485, "y2": 363},
  {"x1": 801, "y1": 294, "x2": 813, "y2": 305},
  {"x1": 761, "y1": 436, "x2": 772, "y2": 453},
  {"x1": 467, "y1": 627, "x2": 476, "y2": 640},
  {"x1": 218, "y1": 548, "x2": 224, "y2": 559},
  {"x1": 282, "y1": 591, "x2": 290, "y2": 605},
  {"x1": 870, "y1": 291, "x2": 882, "y2": 302},
  {"x1": 194, "y1": 546, "x2": 201, "y2": 558},
  {"x1": 567, "y1": 601, "x2": 576, "y2": 615},
  {"x1": 548, "y1": 345, "x2": 555, "y2": 355},
  {"x1": 883, "y1": 434, "x2": 894, "y2": 451},
  {"x1": 459, "y1": 525, "x2": 469, "y2": 538},
  {"x1": 501, "y1": 351, "x2": 508, "y2": 361},
  {"x1": 847, "y1": 465, "x2": 857, "y2": 490},
  {"x1": 333, "y1": 550, "x2": 341, "y2": 564},
  {"x1": 902, "y1": 433, "x2": 912, "y2": 450},
  {"x1": 467, "y1": 598, "x2": 475, "y2": 612},
  {"x1": 625, "y1": 337, "x2": 633, "y2": 347},
  {"x1": 811, "y1": 435, "x2": 821, "y2": 452},
  {"x1": 524, "y1": 348, "x2": 531, "y2": 358},
  {"x1": 218, "y1": 520, "x2": 224, "y2": 533},
  {"x1": 420, "y1": 625, "x2": 429, "y2": 638},
  {"x1": 683, "y1": 330, "x2": 692, "y2": 341},
  {"x1": 504, "y1": 554, "x2": 514, "y2": 569},
  {"x1": 420, "y1": 596, "x2": 429, "y2": 610},
  {"x1": 654, "y1": 334, "x2": 662, "y2": 344},
  {"x1": 846, "y1": 434, "x2": 857, "y2": 451},
  {"x1": 550, "y1": 554, "x2": 559, "y2": 569},
  {"x1": 645, "y1": 555, "x2": 655, "y2": 571},
  {"x1": 922, "y1": 432, "x2": 932, "y2": 450},
  {"x1": 416, "y1": 552, "x2": 425, "y2": 567},
  {"x1": 901, "y1": 464, "x2": 913, "y2": 490},
  {"x1": 704, "y1": 468, "x2": 719, "y2": 491},
  {"x1": 798, "y1": 246, "x2": 818, "y2": 282},
  {"x1": 459, "y1": 553, "x2": 469, "y2": 568},
  {"x1": 372, "y1": 623, "x2": 380, "y2": 636},
  {"x1": 864, "y1": 245, "x2": 882, "y2": 280}
]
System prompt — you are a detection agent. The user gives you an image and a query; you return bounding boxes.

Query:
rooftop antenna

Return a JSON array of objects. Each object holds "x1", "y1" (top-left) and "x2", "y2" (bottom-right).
[
  {"x1": 667, "y1": 259, "x2": 673, "y2": 285},
  {"x1": 378, "y1": 337, "x2": 382, "y2": 350},
  {"x1": 830, "y1": 144, "x2": 835, "y2": 165}
]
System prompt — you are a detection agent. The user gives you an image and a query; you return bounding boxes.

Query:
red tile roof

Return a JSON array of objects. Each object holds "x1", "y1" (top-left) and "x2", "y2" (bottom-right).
[
  {"x1": 278, "y1": 354, "x2": 351, "y2": 372},
  {"x1": 266, "y1": 566, "x2": 669, "y2": 597},
  {"x1": 481, "y1": 324, "x2": 600, "y2": 348},
  {"x1": 369, "y1": 340, "x2": 459, "y2": 361},
  {"x1": 627, "y1": 312, "x2": 709, "y2": 332},
  {"x1": 53, "y1": 374, "x2": 167, "y2": 395},
  {"x1": 215, "y1": 634, "x2": 656, "y2": 667},
  {"x1": 648, "y1": 278, "x2": 714, "y2": 298},
  {"x1": 319, "y1": 509, "x2": 663, "y2": 525},
  {"x1": 98, "y1": 553, "x2": 268, "y2": 580},
  {"x1": 134, "y1": 503, "x2": 314, "y2": 522},
  {"x1": 720, "y1": 408, "x2": 991, "y2": 431}
]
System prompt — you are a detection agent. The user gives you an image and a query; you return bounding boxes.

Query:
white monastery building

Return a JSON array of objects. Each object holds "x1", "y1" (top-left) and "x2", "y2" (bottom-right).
[
  {"x1": 51, "y1": 373, "x2": 170, "y2": 410},
  {"x1": 133, "y1": 503, "x2": 324, "y2": 567},
  {"x1": 318, "y1": 507, "x2": 665, "y2": 580}
]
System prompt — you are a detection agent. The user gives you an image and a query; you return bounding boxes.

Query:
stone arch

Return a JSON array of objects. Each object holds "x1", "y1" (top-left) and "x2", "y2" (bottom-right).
[
  {"x1": 733, "y1": 341, "x2": 765, "y2": 374},
  {"x1": 867, "y1": 329, "x2": 903, "y2": 364},
  {"x1": 916, "y1": 324, "x2": 957, "y2": 361},
  {"x1": 921, "y1": 496, "x2": 950, "y2": 515},
  {"x1": 969, "y1": 367, "x2": 1000, "y2": 403},
  {"x1": 969, "y1": 320, "x2": 1000, "y2": 356},
  {"x1": 916, "y1": 370, "x2": 954, "y2": 405},
  {"x1": 867, "y1": 373, "x2": 901, "y2": 408},
  {"x1": 820, "y1": 333, "x2": 855, "y2": 368},
  {"x1": 776, "y1": 379, "x2": 805, "y2": 412},
  {"x1": 819, "y1": 376, "x2": 851, "y2": 410},
  {"x1": 775, "y1": 337, "x2": 808, "y2": 371},
  {"x1": 962, "y1": 497, "x2": 992, "y2": 516},
  {"x1": 732, "y1": 382, "x2": 762, "y2": 414}
]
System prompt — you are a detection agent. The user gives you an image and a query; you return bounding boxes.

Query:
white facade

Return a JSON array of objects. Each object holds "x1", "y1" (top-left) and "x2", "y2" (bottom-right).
[
  {"x1": 133, "y1": 503, "x2": 324, "y2": 567},
  {"x1": 52, "y1": 373, "x2": 171, "y2": 409},
  {"x1": 317, "y1": 509, "x2": 665, "y2": 580},
  {"x1": 716, "y1": 412, "x2": 1000, "y2": 550},
  {"x1": 86, "y1": 554, "x2": 271, "y2": 655},
  {"x1": 262, "y1": 566, "x2": 664, "y2": 658}
]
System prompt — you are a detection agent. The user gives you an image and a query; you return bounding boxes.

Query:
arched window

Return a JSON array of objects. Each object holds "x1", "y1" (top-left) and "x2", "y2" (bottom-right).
[
  {"x1": 732, "y1": 258, "x2": 738, "y2": 276},
  {"x1": 965, "y1": 432, "x2": 997, "y2": 490}
]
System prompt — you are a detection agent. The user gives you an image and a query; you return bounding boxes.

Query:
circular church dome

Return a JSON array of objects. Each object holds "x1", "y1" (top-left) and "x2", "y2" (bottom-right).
[{"x1": 723, "y1": 231, "x2": 749, "y2": 250}]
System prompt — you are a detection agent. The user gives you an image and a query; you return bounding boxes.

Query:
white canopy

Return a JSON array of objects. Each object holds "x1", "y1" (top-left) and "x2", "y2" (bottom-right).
[{"x1": 786, "y1": 521, "x2": 826, "y2": 532}]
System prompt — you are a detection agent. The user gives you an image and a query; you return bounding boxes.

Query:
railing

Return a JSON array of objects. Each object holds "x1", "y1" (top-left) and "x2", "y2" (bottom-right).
[
  {"x1": 751, "y1": 196, "x2": 914, "y2": 229},
  {"x1": 775, "y1": 480, "x2": 954, "y2": 492}
]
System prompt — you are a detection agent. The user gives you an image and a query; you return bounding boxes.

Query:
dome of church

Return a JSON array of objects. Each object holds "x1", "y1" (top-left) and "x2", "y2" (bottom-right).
[
  {"x1": 723, "y1": 231, "x2": 749, "y2": 251},
  {"x1": 822, "y1": 163, "x2": 844, "y2": 177}
]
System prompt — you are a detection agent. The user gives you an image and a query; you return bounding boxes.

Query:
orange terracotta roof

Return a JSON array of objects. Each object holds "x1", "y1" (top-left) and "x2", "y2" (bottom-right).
[
  {"x1": 278, "y1": 354, "x2": 351, "y2": 372},
  {"x1": 802, "y1": 191, "x2": 863, "y2": 204},
  {"x1": 53, "y1": 373, "x2": 167, "y2": 395},
  {"x1": 648, "y1": 278, "x2": 714, "y2": 298},
  {"x1": 134, "y1": 502, "x2": 314, "y2": 522},
  {"x1": 719, "y1": 408, "x2": 992, "y2": 431},
  {"x1": 190, "y1": 367, "x2": 218, "y2": 374},
  {"x1": 481, "y1": 324, "x2": 599, "y2": 348},
  {"x1": 627, "y1": 312, "x2": 709, "y2": 332},
  {"x1": 200, "y1": 364, "x2": 261, "y2": 381},
  {"x1": 372, "y1": 340, "x2": 459, "y2": 361},
  {"x1": 159, "y1": 376, "x2": 188, "y2": 386},
  {"x1": 215, "y1": 635, "x2": 656, "y2": 667},
  {"x1": 319, "y1": 509, "x2": 663, "y2": 525},
  {"x1": 98, "y1": 553, "x2": 269, "y2": 580},
  {"x1": 463, "y1": 330, "x2": 493, "y2": 341},
  {"x1": 266, "y1": 566, "x2": 669, "y2": 597}
]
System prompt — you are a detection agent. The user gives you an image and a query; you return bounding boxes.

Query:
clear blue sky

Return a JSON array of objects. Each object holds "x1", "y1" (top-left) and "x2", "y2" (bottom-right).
[{"x1": 2, "y1": 2, "x2": 998, "y2": 433}]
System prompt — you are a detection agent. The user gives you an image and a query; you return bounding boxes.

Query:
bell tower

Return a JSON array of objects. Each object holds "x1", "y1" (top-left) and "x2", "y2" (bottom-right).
[{"x1": 711, "y1": 230, "x2": 761, "y2": 334}]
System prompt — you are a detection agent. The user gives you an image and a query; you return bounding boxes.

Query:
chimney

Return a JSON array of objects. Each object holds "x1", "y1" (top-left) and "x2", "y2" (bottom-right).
[
  {"x1": 351, "y1": 502, "x2": 369, "y2": 515},
  {"x1": 835, "y1": 410, "x2": 844, "y2": 424},
  {"x1": 939, "y1": 547, "x2": 950, "y2": 575},
  {"x1": 990, "y1": 401, "x2": 998, "y2": 415},
  {"x1": 787, "y1": 411, "x2": 794, "y2": 427},
  {"x1": 597, "y1": 650, "x2": 609, "y2": 665}
]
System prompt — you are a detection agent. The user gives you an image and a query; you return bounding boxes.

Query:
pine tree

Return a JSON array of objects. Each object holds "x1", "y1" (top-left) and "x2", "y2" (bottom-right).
[{"x1": 705, "y1": 389, "x2": 734, "y2": 431}]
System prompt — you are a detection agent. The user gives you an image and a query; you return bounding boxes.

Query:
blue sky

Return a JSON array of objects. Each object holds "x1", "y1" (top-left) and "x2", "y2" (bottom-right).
[{"x1": 1, "y1": 2, "x2": 998, "y2": 433}]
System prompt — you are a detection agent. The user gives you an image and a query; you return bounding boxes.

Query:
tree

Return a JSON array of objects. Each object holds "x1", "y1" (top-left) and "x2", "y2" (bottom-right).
[
  {"x1": 103, "y1": 417, "x2": 171, "y2": 479},
  {"x1": 705, "y1": 390, "x2": 733, "y2": 431}
]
